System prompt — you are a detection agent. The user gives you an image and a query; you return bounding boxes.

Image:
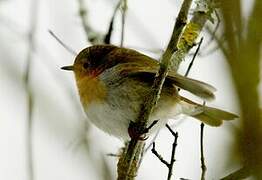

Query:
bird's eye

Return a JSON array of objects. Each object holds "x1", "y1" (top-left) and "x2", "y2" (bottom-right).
[{"x1": 83, "y1": 62, "x2": 89, "y2": 69}]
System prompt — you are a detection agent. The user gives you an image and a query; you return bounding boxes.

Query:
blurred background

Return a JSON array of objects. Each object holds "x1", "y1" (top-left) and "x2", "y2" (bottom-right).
[{"x1": 0, "y1": 0, "x2": 260, "y2": 179}]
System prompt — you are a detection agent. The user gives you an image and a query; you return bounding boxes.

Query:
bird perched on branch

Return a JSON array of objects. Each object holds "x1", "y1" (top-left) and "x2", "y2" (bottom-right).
[{"x1": 61, "y1": 45, "x2": 237, "y2": 140}]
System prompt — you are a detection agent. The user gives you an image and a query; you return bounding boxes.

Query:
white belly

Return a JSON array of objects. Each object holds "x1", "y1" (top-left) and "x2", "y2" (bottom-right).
[
  {"x1": 82, "y1": 71, "x2": 183, "y2": 140},
  {"x1": 84, "y1": 99, "x2": 183, "y2": 140}
]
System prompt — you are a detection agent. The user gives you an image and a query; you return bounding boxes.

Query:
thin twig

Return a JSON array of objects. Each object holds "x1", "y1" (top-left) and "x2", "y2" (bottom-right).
[
  {"x1": 120, "y1": 0, "x2": 127, "y2": 46},
  {"x1": 205, "y1": 25, "x2": 229, "y2": 59},
  {"x1": 210, "y1": 9, "x2": 221, "y2": 43},
  {"x1": 200, "y1": 122, "x2": 206, "y2": 180},
  {"x1": 199, "y1": 31, "x2": 226, "y2": 56},
  {"x1": 144, "y1": 130, "x2": 160, "y2": 153},
  {"x1": 184, "y1": 37, "x2": 203, "y2": 77},
  {"x1": 77, "y1": 0, "x2": 103, "y2": 44},
  {"x1": 178, "y1": 37, "x2": 203, "y2": 93},
  {"x1": 151, "y1": 124, "x2": 179, "y2": 180},
  {"x1": 104, "y1": 0, "x2": 122, "y2": 44},
  {"x1": 151, "y1": 142, "x2": 169, "y2": 167},
  {"x1": 166, "y1": 124, "x2": 179, "y2": 180},
  {"x1": 24, "y1": 0, "x2": 38, "y2": 180},
  {"x1": 107, "y1": 153, "x2": 121, "y2": 157},
  {"x1": 201, "y1": 9, "x2": 220, "y2": 52},
  {"x1": 145, "y1": 120, "x2": 159, "y2": 132},
  {"x1": 48, "y1": 30, "x2": 77, "y2": 55}
]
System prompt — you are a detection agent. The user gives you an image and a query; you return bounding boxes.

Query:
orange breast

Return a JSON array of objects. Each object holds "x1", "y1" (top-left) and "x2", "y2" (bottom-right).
[{"x1": 76, "y1": 76, "x2": 107, "y2": 107}]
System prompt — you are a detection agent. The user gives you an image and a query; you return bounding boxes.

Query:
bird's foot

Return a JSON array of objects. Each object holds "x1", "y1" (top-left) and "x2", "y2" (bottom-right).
[{"x1": 128, "y1": 120, "x2": 159, "y2": 140}]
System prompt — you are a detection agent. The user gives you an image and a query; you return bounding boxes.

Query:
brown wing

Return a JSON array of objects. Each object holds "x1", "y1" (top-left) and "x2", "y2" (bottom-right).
[
  {"x1": 111, "y1": 63, "x2": 216, "y2": 101},
  {"x1": 102, "y1": 46, "x2": 216, "y2": 100}
]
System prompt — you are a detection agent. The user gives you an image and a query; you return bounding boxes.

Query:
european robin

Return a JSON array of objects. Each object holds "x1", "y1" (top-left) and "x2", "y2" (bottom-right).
[{"x1": 61, "y1": 45, "x2": 237, "y2": 140}]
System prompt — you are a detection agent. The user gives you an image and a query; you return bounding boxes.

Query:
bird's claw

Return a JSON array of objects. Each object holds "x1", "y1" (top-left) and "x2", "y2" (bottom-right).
[{"x1": 128, "y1": 120, "x2": 159, "y2": 140}]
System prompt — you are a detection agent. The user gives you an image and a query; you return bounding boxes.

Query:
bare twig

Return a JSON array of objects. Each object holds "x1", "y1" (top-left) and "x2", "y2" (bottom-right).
[
  {"x1": 144, "y1": 130, "x2": 160, "y2": 153},
  {"x1": 48, "y1": 30, "x2": 77, "y2": 55},
  {"x1": 184, "y1": 37, "x2": 203, "y2": 77},
  {"x1": 151, "y1": 124, "x2": 179, "y2": 180},
  {"x1": 78, "y1": 0, "x2": 126, "y2": 46},
  {"x1": 178, "y1": 36, "x2": 203, "y2": 93},
  {"x1": 77, "y1": 0, "x2": 103, "y2": 44},
  {"x1": 199, "y1": 31, "x2": 225, "y2": 56},
  {"x1": 200, "y1": 123, "x2": 206, "y2": 180},
  {"x1": 107, "y1": 153, "x2": 121, "y2": 157},
  {"x1": 116, "y1": 1, "x2": 192, "y2": 179},
  {"x1": 151, "y1": 142, "x2": 169, "y2": 167},
  {"x1": 182, "y1": 35, "x2": 206, "y2": 179},
  {"x1": 104, "y1": 0, "x2": 122, "y2": 44},
  {"x1": 201, "y1": 9, "x2": 221, "y2": 53},
  {"x1": 205, "y1": 25, "x2": 229, "y2": 59},
  {"x1": 146, "y1": 120, "x2": 159, "y2": 132},
  {"x1": 166, "y1": 124, "x2": 179, "y2": 180},
  {"x1": 24, "y1": 0, "x2": 38, "y2": 180},
  {"x1": 181, "y1": 32, "x2": 208, "y2": 179},
  {"x1": 120, "y1": 0, "x2": 127, "y2": 46},
  {"x1": 209, "y1": 9, "x2": 220, "y2": 42}
]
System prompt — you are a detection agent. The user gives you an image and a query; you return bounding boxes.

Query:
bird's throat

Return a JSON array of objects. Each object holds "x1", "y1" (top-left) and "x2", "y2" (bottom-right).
[{"x1": 76, "y1": 76, "x2": 107, "y2": 107}]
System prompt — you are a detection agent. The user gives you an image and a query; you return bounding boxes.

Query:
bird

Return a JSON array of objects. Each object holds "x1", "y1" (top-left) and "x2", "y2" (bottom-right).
[{"x1": 61, "y1": 44, "x2": 238, "y2": 140}]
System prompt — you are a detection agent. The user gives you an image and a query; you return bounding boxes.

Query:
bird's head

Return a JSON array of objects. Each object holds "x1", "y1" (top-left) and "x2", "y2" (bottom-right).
[{"x1": 61, "y1": 45, "x2": 118, "y2": 80}]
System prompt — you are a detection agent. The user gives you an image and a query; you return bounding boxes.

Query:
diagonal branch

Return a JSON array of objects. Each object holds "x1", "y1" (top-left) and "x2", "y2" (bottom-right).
[
  {"x1": 184, "y1": 37, "x2": 203, "y2": 77},
  {"x1": 167, "y1": 0, "x2": 218, "y2": 73},
  {"x1": 151, "y1": 142, "x2": 169, "y2": 167},
  {"x1": 48, "y1": 30, "x2": 77, "y2": 55},
  {"x1": 117, "y1": 0, "x2": 193, "y2": 179},
  {"x1": 104, "y1": 0, "x2": 122, "y2": 44}
]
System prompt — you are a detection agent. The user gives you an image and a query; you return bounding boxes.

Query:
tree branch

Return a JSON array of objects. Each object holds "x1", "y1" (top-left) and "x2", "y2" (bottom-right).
[
  {"x1": 173, "y1": 0, "x2": 216, "y2": 71},
  {"x1": 104, "y1": 0, "x2": 122, "y2": 44},
  {"x1": 117, "y1": 1, "x2": 194, "y2": 179},
  {"x1": 166, "y1": 124, "x2": 179, "y2": 180},
  {"x1": 24, "y1": 0, "x2": 38, "y2": 180},
  {"x1": 151, "y1": 124, "x2": 179, "y2": 180},
  {"x1": 200, "y1": 123, "x2": 206, "y2": 180},
  {"x1": 48, "y1": 30, "x2": 77, "y2": 55},
  {"x1": 184, "y1": 37, "x2": 203, "y2": 76},
  {"x1": 77, "y1": 0, "x2": 103, "y2": 44},
  {"x1": 120, "y1": 0, "x2": 127, "y2": 47},
  {"x1": 151, "y1": 142, "x2": 169, "y2": 167}
]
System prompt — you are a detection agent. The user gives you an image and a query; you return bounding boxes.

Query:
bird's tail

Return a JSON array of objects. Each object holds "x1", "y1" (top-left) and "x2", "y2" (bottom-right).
[{"x1": 179, "y1": 96, "x2": 238, "y2": 126}]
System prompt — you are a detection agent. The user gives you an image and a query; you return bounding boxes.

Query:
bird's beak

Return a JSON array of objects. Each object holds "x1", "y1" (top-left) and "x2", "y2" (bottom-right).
[{"x1": 61, "y1": 65, "x2": 74, "y2": 71}]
